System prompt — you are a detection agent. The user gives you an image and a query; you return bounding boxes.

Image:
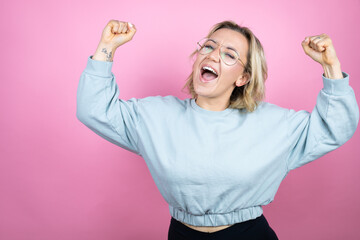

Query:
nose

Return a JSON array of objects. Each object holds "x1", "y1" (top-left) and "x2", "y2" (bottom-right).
[{"x1": 207, "y1": 46, "x2": 221, "y2": 62}]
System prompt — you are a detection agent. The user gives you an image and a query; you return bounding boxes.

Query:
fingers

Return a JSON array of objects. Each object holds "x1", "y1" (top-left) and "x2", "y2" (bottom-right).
[
  {"x1": 102, "y1": 19, "x2": 137, "y2": 48},
  {"x1": 309, "y1": 35, "x2": 325, "y2": 51},
  {"x1": 301, "y1": 38, "x2": 316, "y2": 57},
  {"x1": 127, "y1": 22, "x2": 136, "y2": 32},
  {"x1": 108, "y1": 19, "x2": 135, "y2": 35},
  {"x1": 112, "y1": 22, "x2": 126, "y2": 34},
  {"x1": 302, "y1": 34, "x2": 332, "y2": 52}
]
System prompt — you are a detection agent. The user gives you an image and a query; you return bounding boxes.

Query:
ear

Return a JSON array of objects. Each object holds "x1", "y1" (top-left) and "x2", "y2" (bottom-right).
[{"x1": 235, "y1": 73, "x2": 250, "y2": 87}]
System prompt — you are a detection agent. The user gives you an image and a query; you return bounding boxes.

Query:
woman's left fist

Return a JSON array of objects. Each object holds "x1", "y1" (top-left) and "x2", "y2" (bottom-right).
[{"x1": 301, "y1": 34, "x2": 340, "y2": 67}]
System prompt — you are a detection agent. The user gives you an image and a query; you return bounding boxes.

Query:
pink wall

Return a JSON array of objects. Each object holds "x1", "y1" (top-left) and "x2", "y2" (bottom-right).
[{"x1": 1, "y1": 0, "x2": 359, "y2": 239}]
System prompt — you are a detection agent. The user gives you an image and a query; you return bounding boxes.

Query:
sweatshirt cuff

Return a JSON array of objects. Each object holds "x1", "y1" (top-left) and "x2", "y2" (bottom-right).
[
  {"x1": 322, "y1": 71, "x2": 351, "y2": 96},
  {"x1": 84, "y1": 55, "x2": 114, "y2": 78}
]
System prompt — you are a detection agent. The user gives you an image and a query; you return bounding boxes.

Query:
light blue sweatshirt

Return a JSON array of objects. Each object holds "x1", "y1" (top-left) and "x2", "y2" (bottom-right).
[{"x1": 76, "y1": 55, "x2": 359, "y2": 227}]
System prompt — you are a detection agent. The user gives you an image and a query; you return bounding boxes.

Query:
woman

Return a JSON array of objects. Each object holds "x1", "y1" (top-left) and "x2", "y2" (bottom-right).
[{"x1": 76, "y1": 19, "x2": 359, "y2": 239}]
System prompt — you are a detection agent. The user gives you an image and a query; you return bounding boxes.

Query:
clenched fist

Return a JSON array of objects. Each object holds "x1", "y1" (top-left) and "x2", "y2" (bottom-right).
[
  {"x1": 93, "y1": 19, "x2": 137, "y2": 62},
  {"x1": 301, "y1": 34, "x2": 340, "y2": 67},
  {"x1": 301, "y1": 34, "x2": 343, "y2": 79},
  {"x1": 100, "y1": 19, "x2": 137, "y2": 49}
]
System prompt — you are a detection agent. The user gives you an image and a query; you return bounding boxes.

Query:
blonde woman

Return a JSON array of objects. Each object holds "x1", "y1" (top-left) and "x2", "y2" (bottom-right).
[{"x1": 76, "y1": 19, "x2": 359, "y2": 239}]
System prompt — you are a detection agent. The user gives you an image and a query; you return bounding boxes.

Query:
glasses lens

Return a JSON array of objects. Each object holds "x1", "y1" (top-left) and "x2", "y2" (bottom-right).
[
  {"x1": 197, "y1": 39, "x2": 217, "y2": 54},
  {"x1": 196, "y1": 38, "x2": 240, "y2": 66},
  {"x1": 220, "y1": 47, "x2": 238, "y2": 65}
]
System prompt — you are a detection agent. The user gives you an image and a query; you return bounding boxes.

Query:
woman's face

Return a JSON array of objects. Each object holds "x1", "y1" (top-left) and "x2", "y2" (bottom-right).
[{"x1": 192, "y1": 28, "x2": 249, "y2": 102}]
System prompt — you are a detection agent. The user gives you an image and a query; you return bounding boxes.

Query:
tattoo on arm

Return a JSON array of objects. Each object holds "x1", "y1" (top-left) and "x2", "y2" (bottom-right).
[{"x1": 101, "y1": 48, "x2": 113, "y2": 62}]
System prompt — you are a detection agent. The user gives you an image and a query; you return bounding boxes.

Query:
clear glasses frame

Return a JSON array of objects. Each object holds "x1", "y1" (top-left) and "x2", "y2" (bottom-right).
[{"x1": 196, "y1": 37, "x2": 246, "y2": 67}]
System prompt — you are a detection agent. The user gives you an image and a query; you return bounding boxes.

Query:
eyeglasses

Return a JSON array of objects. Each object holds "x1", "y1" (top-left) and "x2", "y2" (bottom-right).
[{"x1": 196, "y1": 37, "x2": 245, "y2": 67}]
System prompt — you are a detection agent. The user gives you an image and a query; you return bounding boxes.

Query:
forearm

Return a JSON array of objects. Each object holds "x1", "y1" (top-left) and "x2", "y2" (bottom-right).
[
  {"x1": 92, "y1": 43, "x2": 116, "y2": 62},
  {"x1": 322, "y1": 62, "x2": 343, "y2": 79}
]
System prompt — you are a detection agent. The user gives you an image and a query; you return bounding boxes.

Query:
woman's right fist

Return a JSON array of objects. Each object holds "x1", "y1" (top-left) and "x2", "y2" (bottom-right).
[{"x1": 99, "y1": 19, "x2": 137, "y2": 49}]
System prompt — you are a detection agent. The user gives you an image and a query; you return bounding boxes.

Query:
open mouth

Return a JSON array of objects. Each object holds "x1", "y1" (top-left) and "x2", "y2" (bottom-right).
[{"x1": 200, "y1": 66, "x2": 219, "y2": 82}]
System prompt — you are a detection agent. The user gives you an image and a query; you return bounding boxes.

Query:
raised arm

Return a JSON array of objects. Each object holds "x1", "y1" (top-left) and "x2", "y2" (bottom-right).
[
  {"x1": 285, "y1": 34, "x2": 359, "y2": 171},
  {"x1": 76, "y1": 20, "x2": 142, "y2": 155}
]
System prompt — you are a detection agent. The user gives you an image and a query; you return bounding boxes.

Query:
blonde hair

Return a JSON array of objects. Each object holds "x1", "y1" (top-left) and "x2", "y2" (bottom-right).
[{"x1": 181, "y1": 20, "x2": 268, "y2": 112}]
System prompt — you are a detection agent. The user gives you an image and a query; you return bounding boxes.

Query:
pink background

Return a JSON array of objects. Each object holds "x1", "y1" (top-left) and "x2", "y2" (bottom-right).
[{"x1": 1, "y1": 0, "x2": 359, "y2": 239}]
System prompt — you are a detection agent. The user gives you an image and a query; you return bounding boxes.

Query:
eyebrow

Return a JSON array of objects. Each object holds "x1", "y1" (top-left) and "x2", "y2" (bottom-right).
[{"x1": 209, "y1": 38, "x2": 240, "y2": 56}]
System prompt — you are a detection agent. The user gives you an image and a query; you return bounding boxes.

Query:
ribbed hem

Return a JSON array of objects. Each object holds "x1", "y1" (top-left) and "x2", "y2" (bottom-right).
[
  {"x1": 84, "y1": 55, "x2": 113, "y2": 78},
  {"x1": 322, "y1": 71, "x2": 351, "y2": 96},
  {"x1": 169, "y1": 205, "x2": 263, "y2": 226}
]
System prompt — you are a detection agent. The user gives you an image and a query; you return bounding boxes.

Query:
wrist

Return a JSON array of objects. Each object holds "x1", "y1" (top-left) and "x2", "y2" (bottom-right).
[
  {"x1": 93, "y1": 42, "x2": 116, "y2": 62},
  {"x1": 98, "y1": 42, "x2": 116, "y2": 51},
  {"x1": 322, "y1": 61, "x2": 343, "y2": 79}
]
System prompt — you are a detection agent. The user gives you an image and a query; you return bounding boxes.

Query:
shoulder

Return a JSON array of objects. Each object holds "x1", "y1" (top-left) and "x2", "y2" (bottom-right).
[
  {"x1": 139, "y1": 95, "x2": 186, "y2": 104},
  {"x1": 137, "y1": 95, "x2": 188, "y2": 111},
  {"x1": 255, "y1": 101, "x2": 288, "y2": 115},
  {"x1": 256, "y1": 101, "x2": 309, "y2": 121}
]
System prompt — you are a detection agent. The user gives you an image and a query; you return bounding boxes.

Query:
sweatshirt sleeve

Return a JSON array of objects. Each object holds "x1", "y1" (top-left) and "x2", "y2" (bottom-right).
[
  {"x1": 76, "y1": 56, "x2": 142, "y2": 156},
  {"x1": 285, "y1": 72, "x2": 359, "y2": 171}
]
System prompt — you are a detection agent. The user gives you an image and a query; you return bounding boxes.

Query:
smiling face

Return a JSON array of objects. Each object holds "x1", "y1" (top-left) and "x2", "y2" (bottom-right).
[{"x1": 192, "y1": 28, "x2": 249, "y2": 108}]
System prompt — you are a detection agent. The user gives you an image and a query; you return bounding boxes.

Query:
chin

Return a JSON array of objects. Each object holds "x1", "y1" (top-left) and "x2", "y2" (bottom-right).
[{"x1": 193, "y1": 84, "x2": 212, "y2": 98}]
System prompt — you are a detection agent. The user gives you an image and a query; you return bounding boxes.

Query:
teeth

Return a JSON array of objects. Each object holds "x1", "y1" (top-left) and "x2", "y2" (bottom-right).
[{"x1": 202, "y1": 66, "x2": 218, "y2": 76}]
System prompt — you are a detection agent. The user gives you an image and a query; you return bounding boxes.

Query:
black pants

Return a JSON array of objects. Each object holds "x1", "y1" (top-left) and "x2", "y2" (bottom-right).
[{"x1": 168, "y1": 214, "x2": 279, "y2": 240}]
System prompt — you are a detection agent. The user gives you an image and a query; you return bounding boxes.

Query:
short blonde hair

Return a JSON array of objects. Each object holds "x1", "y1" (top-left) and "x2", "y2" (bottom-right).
[{"x1": 181, "y1": 20, "x2": 268, "y2": 112}]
